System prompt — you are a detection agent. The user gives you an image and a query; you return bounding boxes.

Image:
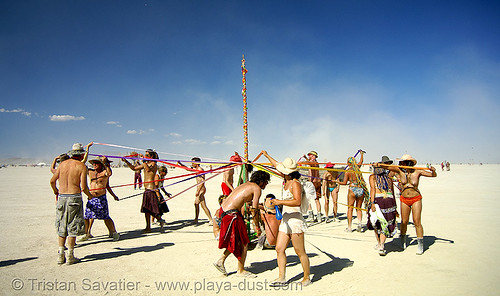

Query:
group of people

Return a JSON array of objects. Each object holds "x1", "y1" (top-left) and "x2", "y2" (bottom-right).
[
  {"x1": 214, "y1": 149, "x2": 436, "y2": 286},
  {"x1": 50, "y1": 143, "x2": 437, "y2": 287}
]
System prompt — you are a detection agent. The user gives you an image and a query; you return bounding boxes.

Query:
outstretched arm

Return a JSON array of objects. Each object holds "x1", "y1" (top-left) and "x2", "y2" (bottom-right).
[
  {"x1": 261, "y1": 150, "x2": 279, "y2": 168},
  {"x1": 420, "y1": 166, "x2": 437, "y2": 178},
  {"x1": 122, "y1": 158, "x2": 144, "y2": 171}
]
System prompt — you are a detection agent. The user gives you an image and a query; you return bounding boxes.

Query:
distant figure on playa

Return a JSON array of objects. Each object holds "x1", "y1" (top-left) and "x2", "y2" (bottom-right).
[
  {"x1": 79, "y1": 157, "x2": 120, "y2": 242},
  {"x1": 367, "y1": 156, "x2": 398, "y2": 256},
  {"x1": 446, "y1": 161, "x2": 450, "y2": 171},
  {"x1": 381, "y1": 154, "x2": 437, "y2": 255},
  {"x1": 322, "y1": 162, "x2": 339, "y2": 222},
  {"x1": 178, "y1": 157, "x2": 213, "y2": 226},
  {"x1": 122, "y1": 149, "x2": 165, "y2": 233},
  {"x1": 222, "y1": 153, "x2": 242, "y2": 196},
  {"x1": 441, "y1": 162, "x2": 445, "y2": 171},
  {"x1": 336, "y1": 150, "x2": 367, "y2": 232},
  {"x1": 302, "y1": 151, "x2": 322, "y2": 222},
  {"x1": 214, "y1": 170, "x2": 270, "y2": 278},
  {"x1": 130, "y1": 152, "x2": 143, "y2": 190},
  {"x1": 50, "y1": 143, "x2": 93, "y2": 265},
  {"x1": 262, "y1": 151, "x2": 311, "y2": 287}
]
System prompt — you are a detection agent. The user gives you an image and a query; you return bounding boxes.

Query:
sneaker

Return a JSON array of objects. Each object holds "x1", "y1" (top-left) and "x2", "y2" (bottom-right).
[
  {"x1": 325, "y1": 218, "x2": 332, "y2": 223},
  {"x1": 400, "y1": 234, "x2": 408, "y2": 250},
  {"x1": 317, "y1": 213, "x2": 322, "y2": 222},
  {"x1": 416, "y1": 238, "x2": 424, "y2": 255},
  {"x1": 378, "y1": 249, "x2": 387, "y2": 256},
  {"x1": 57, "y1": 252, "x2": 66, "y2": 265},
  {"x1": 357, "y1": 224, "x2": 363, "y2": 232},
  {"x1": 66, "y1": 255, "x2": 81, "y2": 265},
  {"x1": 112, "y1": 232, "x2": 120, "y2": 241}
]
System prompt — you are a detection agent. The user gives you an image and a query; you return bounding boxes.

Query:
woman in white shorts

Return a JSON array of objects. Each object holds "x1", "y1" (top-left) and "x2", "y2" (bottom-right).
[{"x1": 261, "y1": 151, "x2": 311, "y2": 287}]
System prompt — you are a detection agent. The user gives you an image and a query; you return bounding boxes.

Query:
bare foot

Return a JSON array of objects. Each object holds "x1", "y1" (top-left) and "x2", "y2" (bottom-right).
[
  {"x1": 236, "y1": 270, "x2": 256, "y2": 278},
  {"x1": 142, "y1": 228, "x2": 151, "y2": 234},
  {"x1": 269, "y1": 278, "x2": 287, "y2": 287},
  {"x1": 213, "y1": 262, "x2": 227, "y2": 276},
  {"x1": 300, "y1": 278, "x2": 312, "y2": 287}
]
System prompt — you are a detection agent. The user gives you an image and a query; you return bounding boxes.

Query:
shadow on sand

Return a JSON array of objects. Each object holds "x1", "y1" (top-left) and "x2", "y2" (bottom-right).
[
  {"x1": 0, "y1": 257, "x2": 38, "y2": 267},
  {"x1": 384, "y1": 235, "x2": 454, "y2": 254},
  {"x1": 82, "y1": 242, "x2": 174, "y2": 263},
  {"x1": 245, "y1": 241, "x2": 353, "y2": 283}
]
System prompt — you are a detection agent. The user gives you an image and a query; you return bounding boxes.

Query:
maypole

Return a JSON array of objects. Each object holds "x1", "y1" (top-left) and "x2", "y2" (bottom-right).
[{"x1": 241, "y1": 54, "x2": 249, "y2": 162}]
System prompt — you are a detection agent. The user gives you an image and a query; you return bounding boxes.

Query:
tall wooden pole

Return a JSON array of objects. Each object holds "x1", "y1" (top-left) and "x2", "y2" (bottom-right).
[{"x1": 241, "y1": 55, "x2": 249, "y2": 162}]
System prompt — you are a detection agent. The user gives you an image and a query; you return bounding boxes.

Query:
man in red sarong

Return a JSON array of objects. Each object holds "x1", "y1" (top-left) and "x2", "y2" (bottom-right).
[{"x1": 214, "y1": 170, "x2": 270, "y2": 277}]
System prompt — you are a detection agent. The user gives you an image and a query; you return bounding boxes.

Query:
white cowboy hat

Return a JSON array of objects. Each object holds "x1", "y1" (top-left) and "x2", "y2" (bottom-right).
[{"x1": 276, "y1": 157, "x2": 298, "y2": 175}]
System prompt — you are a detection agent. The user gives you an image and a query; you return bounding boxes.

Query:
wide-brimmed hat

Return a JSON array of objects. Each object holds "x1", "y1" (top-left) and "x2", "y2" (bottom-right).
[
  {"x1": 67, "y1": 143, "x2": 86, "y2": 157},
  {"x1": 89, "y1": 158, "x2": 104, "y2": 166},
  {"x1": 276, "y1": 157, "x2": 298, "y2": 175},
  {"x1": 397, "y1": 154, "x2": 417, "y2": 165},
  {"x1": 325, "y1": 162, "x2": 334, "y2": 168},
  {"x1": 307, "y1": 151, "x2": 318, "y2": 158},
  {"x1": 380, "y1": 156, "x2": 393, "y2": 164}
]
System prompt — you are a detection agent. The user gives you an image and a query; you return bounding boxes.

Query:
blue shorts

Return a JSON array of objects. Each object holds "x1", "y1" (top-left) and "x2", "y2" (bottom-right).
[{"x1": 84, "y1": 194, "x2": 110, "y2": 220}]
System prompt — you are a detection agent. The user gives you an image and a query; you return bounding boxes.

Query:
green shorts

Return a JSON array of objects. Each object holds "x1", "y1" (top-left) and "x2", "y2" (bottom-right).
[{"x1": 55, "y1": 194, "x2": 85, "y2": 237}]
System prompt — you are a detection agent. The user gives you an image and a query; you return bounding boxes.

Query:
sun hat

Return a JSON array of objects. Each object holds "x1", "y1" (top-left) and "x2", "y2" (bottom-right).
[
  {"x1": 67, "y1": 143, "x2": 86, "y2": 157},
  {"x1": 380, "y1": 156, "x2": 393, "y2": 164},
  {"x1": 89, "y1": 158, "x2": 104, "y2": 166},
  {"x1": 307, "y1": 151, "x2": 318, "y2": 158},
  {"x1": 397, "y1": 154, "x2": 417, "y2": 165},
  {"x1": 325, "y1": 162, "x2": 334, "y2": 168},
  {"x1": 276, "y1": 157, "x2": 298, "y2": 175}
]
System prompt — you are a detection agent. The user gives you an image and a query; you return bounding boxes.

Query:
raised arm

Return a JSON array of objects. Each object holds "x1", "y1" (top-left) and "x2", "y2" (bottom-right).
[
  {"x1": 81, "y1": 142, "x2": 93, "y2": 164},
  {"x1": 261, "y1": 150, "x2": 279, "y2": 168},
  {"x1": 419, "y1": 166, "x2": 437, "y2": 178},
  {"x1": 122, "y1": 158, "x2": 144, "y2": 171}
]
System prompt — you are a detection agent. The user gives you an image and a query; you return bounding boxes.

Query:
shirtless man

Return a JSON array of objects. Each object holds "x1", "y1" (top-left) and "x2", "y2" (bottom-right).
[
  {"x1": 80, "y1": 157, "x2": 119, "y2": 241},
  {"x1": 178, "y1": 157, "x2": 214, "y2": 225},
  {"x1": 380, "y1": 154, "x2": 437, "y2": 255},
  {"x1": 122, "y1": 149, "x2": 165, "y2": 233},
  {"x1": 222, "y1": 153, "x2": 241, "y2": 196},
  {"x1": 322, "y1": 162, "x2": 339, "y2": 223},
  {"x1": 214, "y1": 170, "x2": 270, "y2": 277},
  {"x1": 302, "y1": 151, "x2": 322, "y2": 222},
  {"x1": 50, "y1": 143, "x2": 93, "y2": 265}
]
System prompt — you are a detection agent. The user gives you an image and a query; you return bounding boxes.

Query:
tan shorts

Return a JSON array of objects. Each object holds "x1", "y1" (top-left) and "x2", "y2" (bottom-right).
[{"x1": 56, "y1": 194, "x2": 85, "y2": 237}]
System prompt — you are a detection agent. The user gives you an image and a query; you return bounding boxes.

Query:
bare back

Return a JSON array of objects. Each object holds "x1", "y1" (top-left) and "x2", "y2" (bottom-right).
[
  {"x1": 51, "y1": 159, "x2": 88, "y2": 195},
  {"x1": 221, "y1": 182, "x2": 262, "y2": 211}
]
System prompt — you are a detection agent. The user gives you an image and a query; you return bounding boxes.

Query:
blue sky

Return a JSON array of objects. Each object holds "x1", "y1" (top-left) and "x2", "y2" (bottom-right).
[{"x1": 1, "y1": 1, "x2": 499, "y2": 164}]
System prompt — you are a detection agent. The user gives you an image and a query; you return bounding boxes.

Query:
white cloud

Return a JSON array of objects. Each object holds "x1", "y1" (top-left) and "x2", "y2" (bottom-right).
[
  {"x1": 49, "y1": 115, "x2": 85, "y2": 121},
  {"x1": 106, "y1": 121, "x2": 122, "y2": 127},
  {"x1": 185, "y1": 139, "x2": 206, "y2": 145},
  {"x1": 127, "y1": 130, "x2": 137, "y2": 134},
  {"x1": 1, "y1": 108, "x2": 31, "y2": 117},
  {"x1": 211, "y1": 141, "x2": 221, "y2": 145},
  {"x1": 172, "y1": 141, "x2": 182, "y2": 145},
  {"x1": 169, "y1": 132, "x2": 182, "y2": 137}
]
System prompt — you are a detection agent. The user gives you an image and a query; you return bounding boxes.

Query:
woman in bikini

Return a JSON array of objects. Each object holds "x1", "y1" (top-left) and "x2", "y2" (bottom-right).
[
  {"x1": 381, "y1": 154, "x2": 437, "y2": 255},
  {"x1": 336, "y1": 151, "x2": 368, "y2": 232},
  {"x1": 322, "y1": 163, "x2": 339, "y2": 223}
]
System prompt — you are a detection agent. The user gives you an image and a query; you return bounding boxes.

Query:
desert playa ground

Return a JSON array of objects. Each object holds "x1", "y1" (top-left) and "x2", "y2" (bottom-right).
[{"x1": 0, "y1": 164, "x2": 499, "y2": 295}]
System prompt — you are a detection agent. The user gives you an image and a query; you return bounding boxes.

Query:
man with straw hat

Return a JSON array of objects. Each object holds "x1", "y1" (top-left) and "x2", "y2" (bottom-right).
[
  {"x1": 79, "y1": 156, "x2": 120, "y2": 242},
  {"x1": 50, "y1": 143, "x2": 93, "y2": 265},
  {"x1": 302, "y1": 150, "x2": 323, "y2": 222}
]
